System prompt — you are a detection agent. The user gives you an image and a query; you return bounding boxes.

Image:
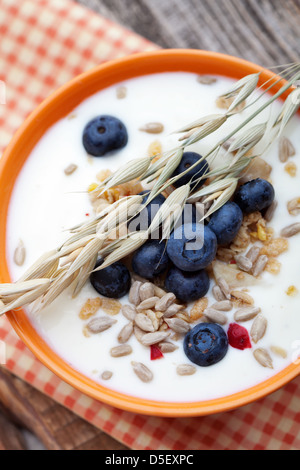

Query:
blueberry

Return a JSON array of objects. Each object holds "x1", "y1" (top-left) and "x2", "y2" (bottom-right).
[
  {"x1": 90, "y1": 260, "x2": 131, "y2": 298},
  {"x1": 208, "y1": 201, "x2": 243, "y2": 245},
  {"x1": 171, "y1": 152, "x2": 209, "y2": 191},
  {"x1": 234, "y1": 178, "x2": 275, "y2": 214},
  {"x1": 167, "y1": 223, "x2": 217, "y2": 272},
  {"x1": 128, "y1": 190, "x2": 166, "y2": 233},
  {"x1": 183, "y1": 323, "x2": 228, "y2": 367},
  {"x1": 132, "y1": 240, "x2": 169, "y2": 280},
  {"x1": 165, "y1": 266, "x2": 210, "y2": 302},
  {"x1": 82, "y1": 115, "x2": 128, "y2": 156}
]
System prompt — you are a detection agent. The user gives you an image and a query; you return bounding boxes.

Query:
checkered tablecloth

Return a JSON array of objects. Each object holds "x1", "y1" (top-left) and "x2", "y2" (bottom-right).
[{"x1": 1, "y1": 0, "x2": 300, "y2": 450}]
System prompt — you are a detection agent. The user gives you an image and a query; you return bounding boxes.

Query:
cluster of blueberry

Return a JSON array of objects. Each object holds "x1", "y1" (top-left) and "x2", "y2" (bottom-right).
[{"x1": 83, "y1": 115, "x2": 275, "y2": 367}]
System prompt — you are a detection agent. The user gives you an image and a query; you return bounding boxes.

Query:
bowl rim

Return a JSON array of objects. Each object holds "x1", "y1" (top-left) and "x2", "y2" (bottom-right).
[{"x1": 1, "y1": 48, "x2": 299, "y2": 417}]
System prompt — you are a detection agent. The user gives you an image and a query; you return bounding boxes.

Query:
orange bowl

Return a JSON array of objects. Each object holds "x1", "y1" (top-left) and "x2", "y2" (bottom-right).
[{"x1": 0, "y1": 49, "x2": 299, "y2": 417}]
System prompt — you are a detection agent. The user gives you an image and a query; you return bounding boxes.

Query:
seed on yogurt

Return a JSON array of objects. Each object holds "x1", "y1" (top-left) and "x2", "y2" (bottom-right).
[
  {"x1": 13, "y1": 240, "x2": 26, "y2": 266},
  {"x1": 197, "y1": 75, "x2": 217, "y2": 85},
  {"x1": 287, "y1": 197, "x2": 300, "y2": 216},
  {"x1": 231, "y1": 290, "x2": 254, "y2": 305},
  {"x1": 253, "y1": 348, "x2": 273, "y2": 369},
  {"x1": 212, "y1": 285, "x2": 226, "y2": 302},
  {"x1": 117, "y1": 322, "x2": 133, "y2": 343},
  {"x1": 280, "y1": 223, "x2": 300, "y2": 238},
  {"x1": 140, "y1": 331, "x2": 171, "y2": 346},
  {"x1": 101, "y1": 370, "x2": 113, "y2": 380},
  {"x1": 217, "y1": 278, "x2": 231, "y2": 300},
  {"x1": 135, "y1": 313, "x2": 155, "y2": 332},
  {"x1": 245, "y1": 245, "x2": 261, "y2": 264},
  {"x1": 64, "y1": 163, "x2": 78, "y2": 175},
  {"x1": 252, "y1": 255, "x2": 269, "y2": 277},
  {"x1": 278, "y1": 136, "x2": 295, "y2": 162},
  {"x1": 176, "y1": 364, "x2": 196, "y2": 376},
  {"x1": 139, "y1": 122, "x2": 164, "y2": 134},
  {"x1": 121, "y1": 304, "x2": 136, "y2": 321},
  {"x1": 211, "y1": 300, "x2": 233, "y2": 311},
  {"x1": 164, "y1": 317, "x2": 190, "y2": 334},
  {"x1": 235, "y1": 255, "x2": 253, "y2": 273},
  {"x1": 203, "y1": 308, "x2": 227, "y2": 325},
  {"x1": 234, "y1": 306, "x2": 261, "y2": 322},
  {"x1": 158, "y1": 341, "x2": 179, "y2": 353},
  {"x1": 163, "y1": 303, "x2": 185, "y2": 318},
  {"x1": 131, "y1": 361, "x2": 153, "y2": 383},
  {"x1": 87, "y1": 316, "x2": 117, "y2": 334},
  {"x1": 110, "y1": 345, "x2": 132, "y2": 358},
  {"x1": 136, "y1": 296, "x2": 159, "y2": 311},
  {"x1": 155, "y1": 293, "x2": 176, "y2": 312},
  {"x1": 139, "y1": 282, "x2": 155, "y2": 301},
  {"x1": 129, "y1": 280, "x2": 142, "y2": 306},
  {"x1": 270, "y1": 345, "x2": 287, "y2": 359},
  {"x1": 250, "y1": 315, "x2": 268, "y2": 343},
  {"x1": 116, "y1": 85, "x2": 127, "y2": 99}
]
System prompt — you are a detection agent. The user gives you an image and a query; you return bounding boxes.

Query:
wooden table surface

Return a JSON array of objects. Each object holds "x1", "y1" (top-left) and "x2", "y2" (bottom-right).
[{"x1": 1, "y1": 0, "x2": 299, "y2": 451}]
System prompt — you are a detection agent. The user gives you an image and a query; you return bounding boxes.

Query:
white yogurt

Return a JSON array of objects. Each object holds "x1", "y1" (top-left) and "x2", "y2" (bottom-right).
[{"x1": 6, "y1": 72, "x2": 300, "y2": 402}]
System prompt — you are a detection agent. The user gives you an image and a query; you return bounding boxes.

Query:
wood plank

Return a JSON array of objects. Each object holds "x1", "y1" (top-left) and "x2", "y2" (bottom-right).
[
  {"x1": 0, "y1": 368, "x2": 128, "y2": 450},
  {"x1": 77, "y1": 0, "x2": 300, "y2": 65}
]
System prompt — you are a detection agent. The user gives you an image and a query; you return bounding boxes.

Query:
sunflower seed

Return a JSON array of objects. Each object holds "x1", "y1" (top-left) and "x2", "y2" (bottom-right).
[
  {"x1": 176, "y1": 364, "x2": 197, "y2": 376},
  {"x1": 212, "y1": 285, "x2": 226, "y2": 301},
  {"x1": 116, "y1": 85, "x2": 127, "y2": 99},
  {"x1": 158, "y1": 341, "x2": 179, "y2": 353},
  {"x1": 87, "y1": 316, "x2": 117, "y2": 334},
  {"x1": 197, "y1": 75, "x2": 217, "y2": 85},
  {"x1": 133, "y1": 325, "x2": 145, "y2": 343},
  {"x1": 235, "y1": 255, "x2": 253, "y2": 272},
  {"x1": 131, "y1": 361, "x2": 153, "y2": 382},
  {"x1": 64, "y1": 163, "x2": 78, "y2": 175},
  {"x1": 280, "y1": 223, "x2": 300, "y2": 238},
  {"x1": 110, "y1": 345, "x2": 132, "y2": 357},
  {"x1": 250, "y1": 315, "x2": 267, "y2": 343},
  {"x1": 163, "y1": 303, "x2": 185, "y2": 318},
  {"x1": 270, "y1": 345, "x2": 287, "y2": 358},
  {"x1": 140, "y1": 331, "x2": 171, "y2": 346},
  {"x1": 231, "y1": 290, "x2": 254, "y2": 305},
  {"x1": 264, "y1": 200, "x2": 278, "y2": 222},
  {"x1": 121, "y1": 304, "x2": 136, "y2": 321},
  {"x1": 287, "y1": 197, "x2": 300, "y2": 216},
  {"x1": 155, "y1": 293, "x2": 176, "y2": 312},
  {"x1": 164, "y1": 317, "x2": 190, "y2": 333},
  {"x1": 217, "y1": 278, "x2": 231, "y2": 300},
  {"x1": 13, "y1": 240, "x2": 26, "y2": 266},
  {"x1": 145, "y1": 309, "x2": 159, "y2": 331},
  {"x1": 253, "y1": 348, "x2": 273, "y2": 369},
  {"x1": 153, "y1": 285, "x2": 168, "y2": 298},
  {"x1": 101, "y1": 370, "x2": 113, "y2": 380},
  {"x1": 203, "y1": 308, "x2": 227, "y2": 325},
  {"x1": 117, "y1": 322, "x2": 133, "y2": 343},
  {"x1": 134, "y1": 313, "x2": 155, "y2": 332},
  {"x1": 211, "y1": 300, "x2": 233, "y2": 311},
  {"x1": 139, "y1": 122, "x2": 164, "y2": 134},
  {"x1": 278, "y1": 136, "x2": 295, "y2": 162},
  {"x1": 252, "y1": 255, "x2": 268, "y2": 277},
  {"x1": 137, "y1": 296, "x2": 159, "y2": 311},
  {"x1": 129, "y1": 280, "x2": 142, "y2": 306},
  {"x1": 245, "y1": 245, "x2": 261, "y2": 264},
  {"x1": 139, "y1": 282, "x2": 155, "y2": 301},
  {"x1": 234, "y1": 306, "x2": 261, "y2": 322}
]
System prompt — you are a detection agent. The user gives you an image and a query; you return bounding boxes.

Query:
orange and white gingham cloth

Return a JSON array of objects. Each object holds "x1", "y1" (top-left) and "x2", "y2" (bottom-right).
[{"x1": 1, "y1": 0, "x2": 300, "y2": 451}]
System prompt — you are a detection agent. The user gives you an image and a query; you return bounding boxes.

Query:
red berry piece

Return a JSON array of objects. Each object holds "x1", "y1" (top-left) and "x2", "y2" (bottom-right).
[
  {"x1": 150, "y1": 345, "x2": 164, "y2": 360},
  {"x1": 227, "y1": 323, "x2": 251, "y2": 350}
]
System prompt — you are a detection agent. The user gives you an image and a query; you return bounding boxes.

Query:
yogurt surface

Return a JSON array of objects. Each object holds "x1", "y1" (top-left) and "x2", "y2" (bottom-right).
[{"x1": 6, "y1": 72, "x2": 300, "y2": 402}]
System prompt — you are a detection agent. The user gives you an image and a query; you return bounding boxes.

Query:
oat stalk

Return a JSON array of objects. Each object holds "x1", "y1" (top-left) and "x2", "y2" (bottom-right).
[{"x1": 0, "y1": 62, "x2": 300, "y2": 315}]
